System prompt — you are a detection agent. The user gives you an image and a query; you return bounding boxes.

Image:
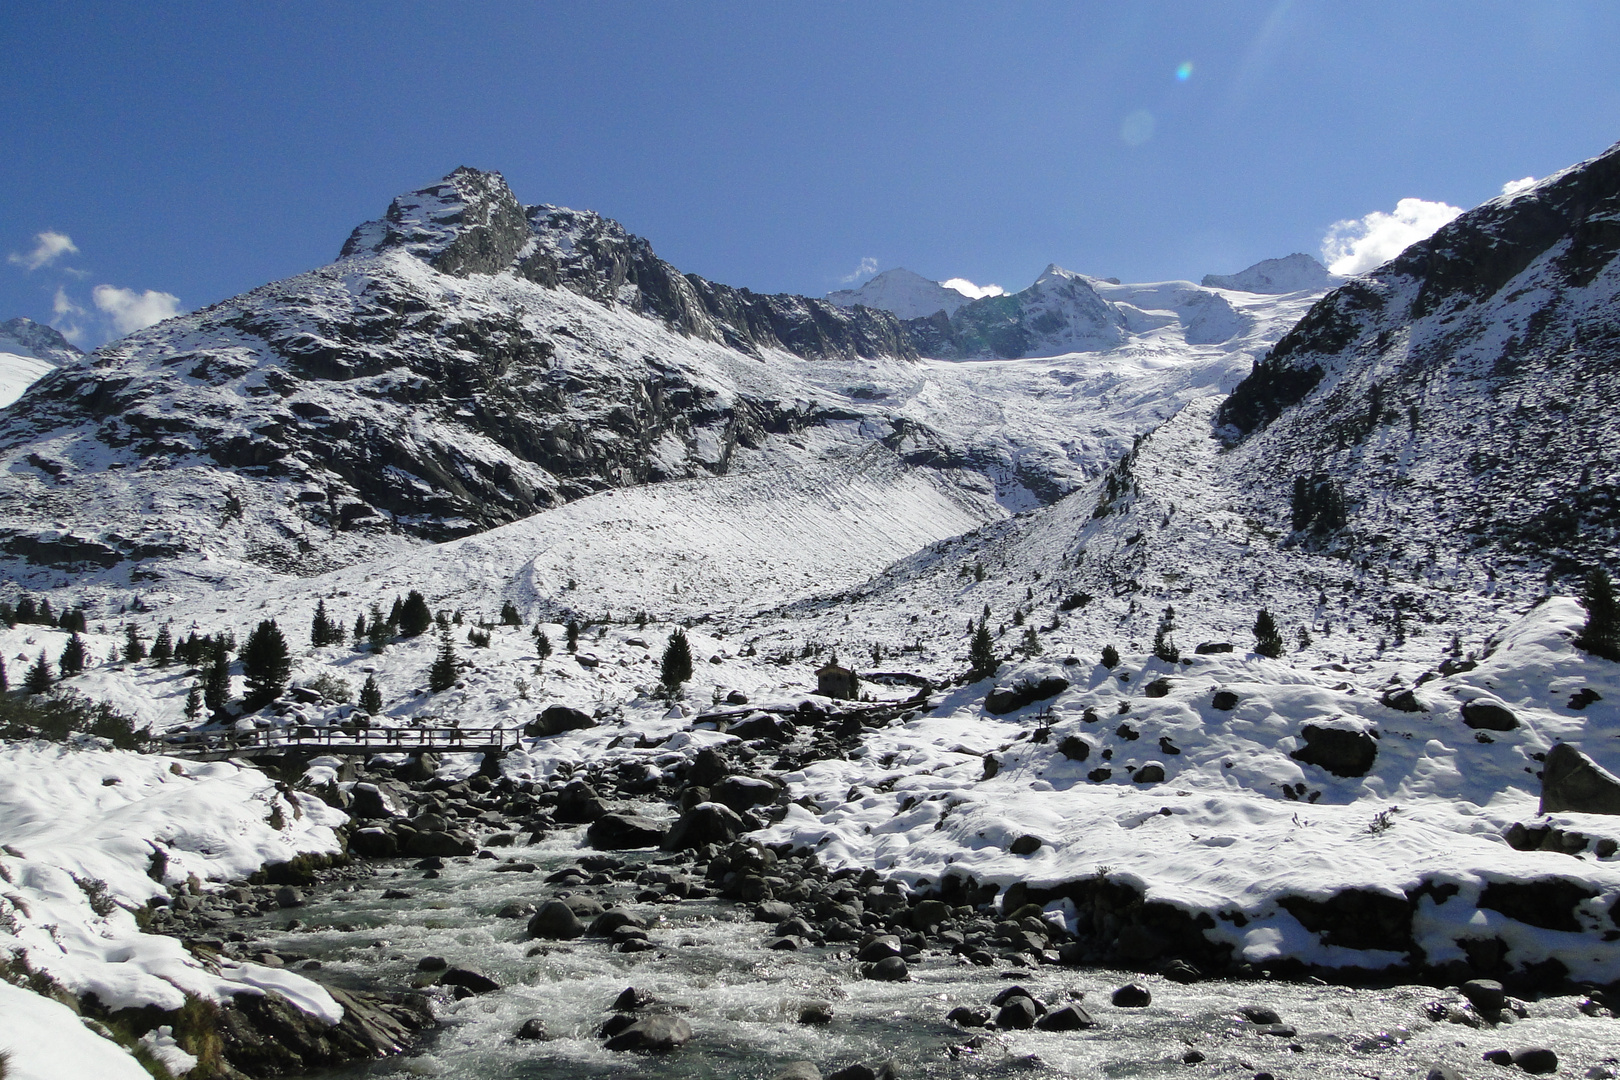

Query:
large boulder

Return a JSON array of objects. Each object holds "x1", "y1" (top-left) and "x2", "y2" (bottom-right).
[
  {"x1": 525, "y1": 705, "x2": 595, "y2": 738},
  {"x1": 1539, "y1": 742, "x2": 1620, "y2": 815},
  {"x1": 711, "y1": 775, "x2": 781, "y2": 813},
  {"x1": 405, "y1": 829, "x2": 477, "y2": 857},
  {"x1": 1291, "y1": 723, "x2": 1378, "y2": 777},
  {"x1": 986, "y1": 673, "x2": 1070, "y2": 715},
  {"x1": 604, "y1": 1014, "x2": 692, "y2": 1053},
  {"x1": 1461, "y1": 699, "x2": 1518, "y2": 731},
  {"x1": 554, "y1": 779, "x2": 609, "y2": 823},
  {"x1": 661, "y1": 801, "x2": 750, "y2": 851},
  {"x1": 587, "y1": 813, "x2": 670, "y2": 850},
  {"x1": 527, "y1": 900, "x2": 585, "y2": 939}
]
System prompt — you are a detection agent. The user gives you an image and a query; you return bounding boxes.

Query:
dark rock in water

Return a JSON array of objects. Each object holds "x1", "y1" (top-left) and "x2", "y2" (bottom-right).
[
  {"x1": 439, "y1": 967, "x2": 499, "y2": 994},
  {"x1": 515, "y1": 1017, "x2": 548, "y2": 1040},
  {"x1": 1036, "y1": 1003, "x2": 1097, "y2": 1031},
  {"x1": 564, "y1": 895, "x2": 605, "y2": 918},
  {"x1": 1211, "y1": 689, "x2": 1239, "y2": 710},
  {"x1": 754, "y1": 900, "x2": 794, "y2": 923},
  {"x1": 1111, "y1": 983, "x2": 1152, "y2": 1008},
  {"x1": 275, "y1": 886, "x2": 305, "y2": 908},
  {"x1": 496, "y1": 902, "x2": 533, "y2": 919},
  {"x1": 348, "y1": 828, "x2": 398, "y2": 857},
  {"x1": 996, "y1": 995, "x2": 1039, "y2": 1029},
  {"x1": 1292, "y1": 723, "x2": 1378, "y2": 777},
  {"x1": 1240, "y1": 1005, "x2": 1281, "y2": 1025},
  {"x1": 1510, "y1": 1047, "x2": 1559, "y2": 1074},
  {"x1": 775, "y1": 1062, "x2": 822, "y2": 1080},
  {"x1": 604, "y1": 1014, "x2": 692, "y2": 1052},
  {"x1": 1461, "y1": 699, "x2": 1519, "y2": 731},
  {"x1": 1009, "y1": 834, "x2": 1043, "y2": 855},
  {"x1": 947, "y1": 1005, "x2": 991, "y2": 1027},
  {"x1": 1162, "y1": 959, "x2": 1201, "y2": 983},
  {"x1": 1424, "y1": 1067, "x2": 1464, "y2": 1080},
  {"x1": 1380, "y1": 687, "x2": 1426, "y2": 713},
  {"x1": 613, "y1": 987, "x2": 656, "y2": 1011},
  {"x1": 986, "y1": 675, "x2": 1070, "y2": 715},
  {"x1": 990, "y1": 985, "x2": 1040, "y2": 1008},
  {"x1": 528, "y1": 900, "x2": 584, "y2": 939},
  {"x1": 590, "y1": 910, "x2": 647, "y2": 936},
  {"x1": 1183, "y1": 1049, "x2": 1206, "y2": 1063},
  {"x1": 406, "y1": 830, "x2": 477, "y2": 857},
  {"x1": 797, "y1": 1000, "x2": 834, "y2": 1025},
  {"x1": 1057, "y1": 736, "x2": 1090, "y2": 761},
  {"x1": 662, "y1": 801, "x2": 748, "y2": 851},
  {"x1": 767, "y1": 936, "x2": 803, "y2": 951},
  {"x1": 588, "y1": 813, "x2": 670, "y2": 850},
  {"x1": 599, "y1": 1013, "x2": 637, "y2": 1039},
  {"x1": 416, "y1": 955, "x2": 448, "y2": 972},
  {"x1": 857, "y1": 934, "x2": 903, "y2": 961},
  {"x1": 555, "y1": 779, "x2": 609, "y2": 823},
  {"x1": 910, "y1": 899, "x2": 950, "y2": 930},
  {"x1": 864, "y1": 956, "x2": 909, "y2": 982},
  {"x1": 525, "y1": 705, "x2": 595, "y2": 737},
  {"x1": 1539, "y1": 741, "x2": 1620, "y2": 815},
  {"x1": 825, "y1": 1062, "x2": 897, "y2": 1080},
  {"x1": 1460, "y1": 979, "x2": 1507, "y2": 1013}
]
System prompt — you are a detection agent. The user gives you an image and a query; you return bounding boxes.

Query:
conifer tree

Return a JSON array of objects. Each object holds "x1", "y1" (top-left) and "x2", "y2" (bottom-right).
[
  {"x1": 0, "y1": 655, "x2": 6, "y2": 692},
  {"x1": 59, "y1": 608, "x2": 87, "y2": 633},
  {"x1": 353, "y1": 613, "x2": 367, "y2": 645},
  {"x1": 240, "y1": 620, "x2": 292, "y2": 710},
  {"x1": 660, "y1": 628, "x2": 693, "y2": 695},
  {"x1": 1253, "y1": 609, "x2": 1286, "y2": 658},
  {"x1": 428, "y1": 627, "x2": 458, "y2": 692},
  {"x1": 1577, "y1": 566, "x2": 1620, "y2": 661},
  {"x1": 58, "y1": 633, "x2": 88, "y2": 678},
  {"x1": 124, "y1": 624, "x2": 147, "y2": 663},
  {"x1": 203, "y1": 638, "x2": 233, "y2": 715},
  {"x1": 1021, "y1": 626, "x2": 1043, "y2": 656},
  {"x1": 359, "y1": 674, "x2": 383, "y2": 714},
  {"x1": 565, "y1": 618, "x2": 580, "y2": 653},
  {"x1": 366, "y1": 604, "x2": 389, "y2": 654},
  {"x1": 151, "y1": 625, "x2": 174, "y2": 666},
  {"x1": 399, "y1": 590, "x2": 432, "y2": 638},
  {"x1": 1100, "y1": 644, "x2": 1120, "y2": 669},
  {"x1": 311, "y1": 599, "x2": 339, "y2": 647},
  {"x1": 533, "y1": 626, "x2": 553, "y2": 662},
  {"x1": 37, "y1": 599, "x2": 54, "y2": 625},
  {"x1": 500, "y1": 600, "x2": 522, "y2": 627},
  {"x1": 387, "y1": 595, "x2": 405, "y2": 628},
  {"x1": 24, "y1": 651, "x2": 52, "y2": 694},
  {"x1": 969, "y1": 623, "x2": 997, "y2": 676},
  {"x1": 14, "y1": 596, "x2": 37, "y2": 624},
  {"x1": 184, "y1": 681, "x2": 204, "y2": 723},
  {"x1": 1152, "y1": 605, "x2": 1179, "y2": 663}
]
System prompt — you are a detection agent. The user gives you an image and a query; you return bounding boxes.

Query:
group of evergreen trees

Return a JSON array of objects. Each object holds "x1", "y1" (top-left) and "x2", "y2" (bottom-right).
[
  {"x1": 1, "y1": 595, "x2": 87, "y2": 632},
  {"x1": 1289, "y1": 473, "x2": 1348, "y2": 534}
]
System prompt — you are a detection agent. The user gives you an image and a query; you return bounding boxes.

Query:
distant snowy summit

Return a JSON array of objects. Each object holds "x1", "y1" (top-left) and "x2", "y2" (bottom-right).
[
  {"x1": 825, "y1": 268, "x2": 1001, "y2": 320},
  {"x1": 0, "y1": 316, "x2": 81, "y2": 408},
  {"x1": 1202, "y1": 253, "x2": 1343, "y2": 294}
]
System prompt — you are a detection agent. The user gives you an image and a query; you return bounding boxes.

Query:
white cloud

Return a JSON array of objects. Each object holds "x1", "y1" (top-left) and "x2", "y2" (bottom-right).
[
  {"x1": 92, "y1": 285, "x2": 182, "y2": 336},
  {"x1": 51, "y1": 287, "x2": 89, "y2": 344},
  {"x1": 8, "y1": 230, "x2": 79, "y2": 271},
  {"x1": 1321, "y1": 197, "x2": 1464, "y2": 276},
  {"x1": 1501, "y1": 176, "x2": 1537, "y2": 197},
  {"x1": 839, "y1": 257, "x2": 879, "y2": 284},
  {"x1": 942, "y1": 278, "x2": 1005, "y2": 300}
]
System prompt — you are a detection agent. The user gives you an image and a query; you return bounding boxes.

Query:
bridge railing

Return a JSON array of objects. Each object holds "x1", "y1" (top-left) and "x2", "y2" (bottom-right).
[{"x1": 155, "y1": 724, "x2": 519, "y2": 757}]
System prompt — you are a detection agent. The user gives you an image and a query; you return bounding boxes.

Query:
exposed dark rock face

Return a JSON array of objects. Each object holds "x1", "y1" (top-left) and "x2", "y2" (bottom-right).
[
  {"x1": 1539, "y1": 742, "x2": 1620, "y2": 814},
  {"x1": 1291, "y1": 724, "x2": 1378, "y2": 777},
  {"x1": 216, "y1": 985, "x2": 433, "y2": 1076},
  {"x1": 985, "y1": 674, "x2": 1069, "y2": 715}
]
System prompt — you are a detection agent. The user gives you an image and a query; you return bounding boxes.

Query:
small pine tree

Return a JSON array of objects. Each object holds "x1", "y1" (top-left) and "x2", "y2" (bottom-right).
[
  {"x1": 0, "y1": 655, "x2": 7, "y2": 692},
  {"x1": 124, "y1": 624, "x2": 147, "y2": 663},
  {"x1": 203, "y1": 638, "x2": 233, "y2": 715},
  {"x1": 14, "y1": 596, "x2": 37, "y2": 623},
  {"x1": 500, "y1": 600, "x2": 522, "y2": 627},
  {"x1": 240, "y1": 620, "x2": 292, "y2": 711},
  {"x1": 184, "y1": 681, "x2": 204, "y2": 723},
  {"x1": 969, "y1": 623, "x2": 997, "y2": 676},
  {"x1": 59, "y1": 608, "x2": 87, "y2": 633},
  {"x1": 1152, "y1": 605, "x2": 1179, "y2": 663},
  {"x1": 428, "y1": 628, "x2": 458, "y2": 692},
  {"x1": 58, "y1": 633, "x2": 88, "y2": 678},
  {"x1": 151, "y1": 625, "x2": 174, "y2": 666},
  {"x1": 534, "y1": 626, "x2": 553, "y2": 662},
  {"x1": 660, "y1": 628, "x2": 694, "y2": 695},
  {"x1": 1021, "y1": 626, "x2": 1043, "y2": 656},
  {"x1": 24, "y1": 651, "x2": 52, "y2": 694},
  {"x1": 359, "y1": 674, "x2": 383, "y2": 714},
  {"x1": 399, "y1": 590, "x2": 433, "y2": 638},
  {"x1": 1253, "y1": 609, "x2": 1286, "y2": 658},
  {"x1": 1100, "y1": 644, "x2": 1120, "y2": 669},
  {"x1": 311, "y1": 599, "x2": 342, "y2": 647},
  {"x1": 353, "y1": 613, "x2": 367, "y2": 645},
  {"x1": 1577, "y1": 567, "x2": 1620, "y2": 661},
  {"x1": 37, "y1": 599, "x2": 54, "y2": 625},
  {"x1": 565, "y1": 619, "x2": 580, "y2": 653},
  {"x1": 635, "y1": 610, "x2": 649, "y2": 629},
  {"x1": 1297, "y1": 625, "x2": 1313, "y2": 649},
  {"x1": 366, "y1": 605, "x2": 389, "y2": 654}
]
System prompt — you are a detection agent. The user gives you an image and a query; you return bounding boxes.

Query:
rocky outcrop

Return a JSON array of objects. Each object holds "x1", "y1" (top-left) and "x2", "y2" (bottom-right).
[{"x1": 1539, "y1": 742, "x2": 1620, "y2": 814}]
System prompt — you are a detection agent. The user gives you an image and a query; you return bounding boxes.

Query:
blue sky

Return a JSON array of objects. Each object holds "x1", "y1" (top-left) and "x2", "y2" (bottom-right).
[{"x1": 4, "y1": 2, "x2": 1619, "y2": 345}]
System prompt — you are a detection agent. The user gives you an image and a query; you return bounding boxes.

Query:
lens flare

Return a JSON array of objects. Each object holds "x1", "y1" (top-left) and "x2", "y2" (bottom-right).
[{"x1": 1176, "y1": 61, "x2": 1193, "y2": 81}]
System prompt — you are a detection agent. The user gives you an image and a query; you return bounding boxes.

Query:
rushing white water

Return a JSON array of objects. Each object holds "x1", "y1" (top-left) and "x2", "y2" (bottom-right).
[{"x1": 253, "y1": 825, "x2": 1618, "y2": 1080}]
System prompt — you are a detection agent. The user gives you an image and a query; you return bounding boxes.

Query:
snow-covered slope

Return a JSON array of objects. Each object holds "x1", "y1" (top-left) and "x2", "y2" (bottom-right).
[
  {"x1": 826, "y1": 268, "x2": 981, "y2": 319},
  {"x1": 0, "y1": 317, "x2": 81, "y2": 407},
  {"x1": 1202, "y1": 253, "x2": 1343, "y2": 294}
]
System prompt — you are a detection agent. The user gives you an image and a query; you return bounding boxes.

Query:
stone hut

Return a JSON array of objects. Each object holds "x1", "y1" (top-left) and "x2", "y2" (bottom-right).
[{"x1": 816, "y1": 661, "x2": 858, "y2": 700}]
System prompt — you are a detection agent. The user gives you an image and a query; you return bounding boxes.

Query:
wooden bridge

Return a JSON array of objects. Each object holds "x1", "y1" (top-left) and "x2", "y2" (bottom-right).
[{"x1": 156, "y1": 725, "x2": 520, "y2": 762}]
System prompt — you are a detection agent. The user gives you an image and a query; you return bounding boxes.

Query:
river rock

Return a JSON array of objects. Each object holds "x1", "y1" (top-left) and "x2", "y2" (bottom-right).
[
  {"x1": 613, "y1": 987, "x2": 656, "y2": 1010},
  {"x1": 996, "y1": 995, "x2": 1039, "y2": 1028},
  {"x1": 1511, "y1": 1048, "x2": 1558, "y2": 1074},
  {"x1": 712, "y1": 774, "x2": 781, "y2": 812},
  {"x1": 1036, "y1": 1003, "x2": 1097, "y2": 1031},
  {"x1": 1424, "y1": 1067, "x2": 1464, "y2": 1080},
  {"x1": 604, "y1": 1014, "x2": 692, "y2": 1052},
  {"x1": 515, "y1": 1018, "x2": 548, "y2": 1040},
  {"x1": 589, "y1": 910, "x2": 646, "y2": 936},
  {"x1": 349, "y1": 783, "x2": 396, "y2": 819},
  {"x1": 798, "y1": 1000, "x2": 834, "y2": 1025},
  {"x1": 775, "y1": 1062, "x2": 821, "y2": 1080},
  {"x1": 864, "y1": 955, "x2": 909, "y2": 981},
  {"x1": 439, "y1": 966, "x2": 499, "y2": 994},
  {"x1": 1539, "y1": 742, "x2": 1620, "y2": 814},
  {"x1": 662, "y1": 801, "x2": 749, "y2": 851},
  {"x1": 275, "y1": 886, "x2": 305, "y2": 908},
  {"x1": 587, "y1": 813, "x2": 670, "y2": 849},
  {"x1": 1111, "y1": 983, "x2": 1151, "y2": 1007},
  {"x1": 349, "y1": 828, "x2": 398, "y2": 857},
  {"x1": 1460, "y1": 979, "x2": 1506, "y2": 1013},
  {"x1": 555, "y1": 779, "x2": 609, "y2": 823},
  {"x1": 406, "y1": 830, "x2": 477, "y2": 857},
  {"x1": 947, "y1": 1005, "x2": 991, "y2": 1027},
  {"x1": 1009, "y1": 834, "x2": 1042, "y2": 855},
  {"x1": 1240, "y1": 1005, "x2": 1281, "y2": 1024},
  {"x1": 528, "y1": 900, "x2": 584, "y2": 939},
  {"x1": 826, "y1": 1061, "x2": 897, "y2": 1080}
]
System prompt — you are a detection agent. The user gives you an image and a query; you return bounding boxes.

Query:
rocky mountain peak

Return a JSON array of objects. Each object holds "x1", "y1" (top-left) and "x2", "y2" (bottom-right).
[
  {"x1": 0, "y1": 317, "x2": 83, "y2": 365},
  {"x1": 339, "y1": 166, "x2": 531, "y2": 276},
  {"x1": 1202, "y1": 253, "x2": 1341, "y2": 295}
]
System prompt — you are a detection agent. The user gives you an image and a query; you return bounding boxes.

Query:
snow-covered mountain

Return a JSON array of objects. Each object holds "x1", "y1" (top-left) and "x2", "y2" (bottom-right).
[
  {"x1": 1202, "y1": 253, "x2": 1343, "y2": 294},
  {"x1": 825, "y1": 268, "x2": 984, "y2": 320},
  {"x1": 0, "y1": 316, "x2": 81, "y2": 407}
]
